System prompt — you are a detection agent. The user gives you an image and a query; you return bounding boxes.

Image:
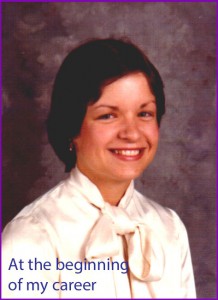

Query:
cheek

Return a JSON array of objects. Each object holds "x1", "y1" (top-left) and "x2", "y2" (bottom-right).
[
  {"x1": 75, "y1": 124, "x2": 112, "y2": 150},
  {"x1": 73, "y1": 125, "x2": 91, "y2": 151},
  {"x1": 146, "y1": 124, "x2": 159, "y2": 145}
]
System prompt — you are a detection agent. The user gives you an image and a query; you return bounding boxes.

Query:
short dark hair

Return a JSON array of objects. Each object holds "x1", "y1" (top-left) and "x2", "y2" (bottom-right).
[{"x1": 47, "y1": 38, "x2": 165, "y2": 172}]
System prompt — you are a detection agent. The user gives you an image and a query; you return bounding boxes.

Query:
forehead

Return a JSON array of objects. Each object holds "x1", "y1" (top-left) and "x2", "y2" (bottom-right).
[{"x1": 93, "y1": 72, "x2": 155, "y2": 107}]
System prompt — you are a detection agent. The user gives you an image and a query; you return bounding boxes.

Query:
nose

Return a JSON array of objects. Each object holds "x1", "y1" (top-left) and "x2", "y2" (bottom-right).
[{"x1": 118, "y1": 118, "x2": 141, "y2": 142}]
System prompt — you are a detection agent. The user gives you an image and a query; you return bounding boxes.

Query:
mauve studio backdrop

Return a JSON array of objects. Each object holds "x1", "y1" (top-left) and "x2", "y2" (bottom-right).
[{"x1": 2, "y1": 2, "x2": 216, "y2": 298}]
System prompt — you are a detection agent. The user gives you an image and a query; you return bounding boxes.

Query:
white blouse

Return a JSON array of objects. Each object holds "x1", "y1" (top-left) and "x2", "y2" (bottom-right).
[{"x1": 2, "y1": 167, "x2": 196, "y2": 298}]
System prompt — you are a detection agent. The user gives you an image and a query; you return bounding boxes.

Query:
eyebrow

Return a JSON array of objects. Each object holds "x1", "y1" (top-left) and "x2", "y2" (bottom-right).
[
  {"x1": 93, "y1": 105, "x2": 119, "y2": 110},
  {"x1": 93, "y1": 100, "x2": 156, "y2": 110}
]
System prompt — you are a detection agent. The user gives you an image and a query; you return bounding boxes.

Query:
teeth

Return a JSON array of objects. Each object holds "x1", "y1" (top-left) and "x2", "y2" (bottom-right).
[{"x1": 113, "y1": 150, "x2": 140, "y2": 156}]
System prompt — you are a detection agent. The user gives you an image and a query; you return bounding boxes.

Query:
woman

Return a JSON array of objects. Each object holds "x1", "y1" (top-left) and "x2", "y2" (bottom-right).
[{"x1": 2, "y1": 38, "x2": 196, "y2": 298}]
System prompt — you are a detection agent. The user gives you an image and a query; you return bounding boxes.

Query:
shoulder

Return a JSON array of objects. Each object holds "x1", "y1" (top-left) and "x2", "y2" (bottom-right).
[
  {"x1": 133, "y1": 189, "x2": 187, "y2": 240},
  {"x1": 4, "y1": 174, "x2": 79, "y2": 228},
  {"x1": 2, "y1": 173, "x2": 94, "y2": 249},
  {"x1": 2, "y1": 215, "x2": 58, "y2": 274},
  {"x1": 2, "y1": 178, "x2": 68, "y2": 249}
]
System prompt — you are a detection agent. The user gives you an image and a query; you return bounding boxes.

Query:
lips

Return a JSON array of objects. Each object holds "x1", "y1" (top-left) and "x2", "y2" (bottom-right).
[
  {"x1": 113, "y1": 149, "x2": 140, "y2": 156},
  {"x1": 110, "y1": 148, "x2": 145, "y2": 160}
]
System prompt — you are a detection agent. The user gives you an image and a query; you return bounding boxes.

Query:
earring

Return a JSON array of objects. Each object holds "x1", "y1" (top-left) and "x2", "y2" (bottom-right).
[{"x1": 69, "y1": 139, "x2": 74, "y2": 152}]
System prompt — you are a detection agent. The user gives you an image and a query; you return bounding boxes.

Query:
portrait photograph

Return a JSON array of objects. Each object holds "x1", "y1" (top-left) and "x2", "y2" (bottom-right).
[{"x1": 2, "y1": 2, "x2": 216, "y2": 298}]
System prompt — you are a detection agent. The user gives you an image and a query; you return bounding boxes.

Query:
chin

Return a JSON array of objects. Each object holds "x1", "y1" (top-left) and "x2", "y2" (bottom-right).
[{"x1": 112, "y1": 167, "x2": 145, "y2": 182}]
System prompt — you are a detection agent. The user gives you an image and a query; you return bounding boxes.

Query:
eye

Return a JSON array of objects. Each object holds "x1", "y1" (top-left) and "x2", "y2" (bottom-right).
[
  {"x1": 138, "y1": 111, "x2": 154, "y2": 118},
  {"x1": 97, "y1": 113, "x2": 115, "y2": 120}
]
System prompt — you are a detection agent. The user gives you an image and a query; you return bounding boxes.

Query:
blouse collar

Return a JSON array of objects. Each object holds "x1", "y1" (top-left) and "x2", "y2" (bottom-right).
[{"x1": 68, "y1": 166, "x2": 134, "y2": 210}]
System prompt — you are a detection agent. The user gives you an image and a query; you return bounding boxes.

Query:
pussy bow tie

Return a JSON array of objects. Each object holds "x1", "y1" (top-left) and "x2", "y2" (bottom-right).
[{"x1": 85, "y1": 202, "x2": 165, "y2": 282}]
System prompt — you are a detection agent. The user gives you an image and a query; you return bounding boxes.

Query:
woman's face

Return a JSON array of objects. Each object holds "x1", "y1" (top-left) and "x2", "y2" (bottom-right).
[{"x1": 74, "y1": 72, "x2": 159, "y2": 187}]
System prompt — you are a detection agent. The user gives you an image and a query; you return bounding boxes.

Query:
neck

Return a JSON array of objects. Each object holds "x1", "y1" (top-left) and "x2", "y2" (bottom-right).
[
  {"x1": 76, "y1": 166, "x2": 131, "y2": 205},
  {"x1": 95, "y1": 180, "x2": 131, "y2": 206}
]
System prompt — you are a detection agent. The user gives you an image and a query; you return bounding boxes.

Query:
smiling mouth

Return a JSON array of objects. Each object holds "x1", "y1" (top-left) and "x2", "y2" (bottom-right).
[
  {"x1": 112, "y1": 149, "x2": 141, "y2": 156},
  {"x1": 109, "y1": 148, "x2": 145, "y2": 160}
]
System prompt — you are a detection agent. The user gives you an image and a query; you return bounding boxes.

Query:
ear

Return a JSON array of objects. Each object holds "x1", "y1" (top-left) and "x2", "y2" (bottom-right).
[
  {"x1": 68, "y1": 138, "x2": 74, "y2": 152},
  {"x1": 72, "y1": 136, "x2": 80, "y2": 150}
]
